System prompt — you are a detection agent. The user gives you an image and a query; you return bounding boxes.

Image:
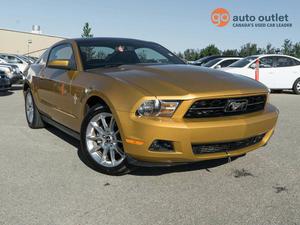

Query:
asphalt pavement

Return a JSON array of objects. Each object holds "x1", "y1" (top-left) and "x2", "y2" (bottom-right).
[{"x1": 0, "y1": 86, "x2": 299, "y2": 225}]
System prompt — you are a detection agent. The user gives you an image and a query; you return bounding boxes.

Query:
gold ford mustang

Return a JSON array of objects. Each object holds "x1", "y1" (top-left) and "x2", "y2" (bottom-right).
[{"x1": 23, "y1": 38, "x2": 278, "y2": 175}]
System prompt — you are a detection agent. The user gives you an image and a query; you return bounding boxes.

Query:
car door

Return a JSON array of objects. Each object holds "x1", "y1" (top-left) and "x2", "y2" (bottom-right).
[
  {"x1": 250, "y1": 56, "x2": 276, "y2": 88},
  {"x1": 42, "y1": 44, "x2": 79, "y2": 129},
  {"x1": 28, "y1": 50, "x2": 51, "y2": 114},
  {"x1": 272, "y1": 56, "x2": 300, "y2": 89}
]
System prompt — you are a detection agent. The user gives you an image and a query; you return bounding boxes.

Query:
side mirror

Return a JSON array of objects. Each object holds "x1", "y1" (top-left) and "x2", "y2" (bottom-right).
[
  {"x1": 47, "y1": 59, "x2": 73, "y2": 70},
  {"x1": 249, "y1": 63, "x2": 256, "y2": 69},
  {"x1": 214, "y1": 65, "x2": 221, "y2": 69}
]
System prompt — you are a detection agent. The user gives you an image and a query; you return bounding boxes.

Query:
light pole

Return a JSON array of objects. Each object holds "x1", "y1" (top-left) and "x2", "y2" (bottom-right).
[{"x1": 27, "y1": 39, "x2": 32, "y2": 56}]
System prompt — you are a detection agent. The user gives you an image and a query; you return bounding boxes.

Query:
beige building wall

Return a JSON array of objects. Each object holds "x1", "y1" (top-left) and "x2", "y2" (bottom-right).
[{"x1": 0, "y1": 28, "x2": 65, "y2": 57}]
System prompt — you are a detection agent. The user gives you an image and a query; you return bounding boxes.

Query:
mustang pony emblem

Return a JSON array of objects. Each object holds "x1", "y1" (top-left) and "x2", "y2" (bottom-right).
[{"x1": 225, "y1": 99, "x2": 248, "y2": 112}]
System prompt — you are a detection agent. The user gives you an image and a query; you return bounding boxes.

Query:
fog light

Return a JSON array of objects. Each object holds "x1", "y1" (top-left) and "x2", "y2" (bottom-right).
[{"x1": 149, "y1": 140, "x2": 174, "y2": 152}]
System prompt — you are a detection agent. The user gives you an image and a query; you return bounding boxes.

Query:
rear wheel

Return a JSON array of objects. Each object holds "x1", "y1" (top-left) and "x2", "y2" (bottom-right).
[
  {"x1": 293, "y1": 78, "x2": 300, "y2": 95},
  {"x1": 25, "y1": 89, "x2": 44, "y2": 128},
  {"x1": 80, "y1": 105, "x2": 129, "y2": 175}
]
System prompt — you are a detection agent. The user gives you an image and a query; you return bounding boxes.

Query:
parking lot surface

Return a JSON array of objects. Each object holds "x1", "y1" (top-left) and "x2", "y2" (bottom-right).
[{"x1": 0, "y1": 86, "x2": 299, "y2": 225}]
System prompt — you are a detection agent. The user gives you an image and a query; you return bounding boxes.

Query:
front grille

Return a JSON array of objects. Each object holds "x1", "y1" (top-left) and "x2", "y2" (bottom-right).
[
  {"x1": 192, "y1": 133, "x2": 265, "y2": 154},
  {"x1": 184, "y1": 95, "x2": 267, "y2": 118}
]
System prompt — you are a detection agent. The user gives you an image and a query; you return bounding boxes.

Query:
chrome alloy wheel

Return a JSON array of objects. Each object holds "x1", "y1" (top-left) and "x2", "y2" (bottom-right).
[
  {"x1": 85, "y1": 112, "x2": 125, "y2": 168},
  {"x1": 25, "y1": 92, "x2": 34, "y2": 124}
]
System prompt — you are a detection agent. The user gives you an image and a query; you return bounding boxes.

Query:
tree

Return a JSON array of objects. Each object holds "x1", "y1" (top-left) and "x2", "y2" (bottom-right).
[
  {"x1": 262, "y1": 43, "x2": 276, "y2": 54},
  {"x1": 222, "y1": 49, "x2": 239, "y2": 56},
  {"x1": 174, "y1": 51, "x2": 184, "y2": 60},
  {"x1": 293, "y1": 42, "x2": 300, "y2": 58},
  {"x1": 281, "y1": 39, "x2": 293, "y2": 55},
  {"x1": 81, "y1": 22, "x2": 93, "y2": 38},
  {"x1": 199, "y1": 44, "x2": 220, "y2": 57},
  {"x1": 175, "y1": 39, "x2": 300, "y2": 62},
  {"x1": 239, "y1": 43, "x2": 262, "y2": 57},
  {"x1": 183, "y1": 49, "x2": 201, "y2": 61}
]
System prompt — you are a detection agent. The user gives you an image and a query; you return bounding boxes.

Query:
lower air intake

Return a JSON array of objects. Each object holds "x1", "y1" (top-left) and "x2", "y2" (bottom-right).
[{"x1": 192, "y1": 133, "x2": 265, "y2": 154}]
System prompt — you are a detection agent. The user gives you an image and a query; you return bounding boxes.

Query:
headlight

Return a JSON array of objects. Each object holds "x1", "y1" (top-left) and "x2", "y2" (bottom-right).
[{"x1": 136, "y1": 99, "x2": 180, "y2": 117}]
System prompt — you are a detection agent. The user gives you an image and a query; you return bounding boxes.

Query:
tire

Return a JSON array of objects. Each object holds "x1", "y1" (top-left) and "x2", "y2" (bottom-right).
[
  {"x1": 25, "y1": 89, "x2": 44, "y2": 128},
  {"x1": 270, "y1": 89, "x2": 282, "y2": 94},
  {"x1": 293, "y1": 78, "x2": 300, "y2": 95},
  {"x1": 80, "y1": 105, "x2": 130, "y2": 175}
]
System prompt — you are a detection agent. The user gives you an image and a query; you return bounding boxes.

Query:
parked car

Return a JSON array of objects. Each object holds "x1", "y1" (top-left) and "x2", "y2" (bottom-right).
[
  {"x1": 190, "y1": 55, "x2": 233, "y2": 66},
  {"x1": 0, "y1": 71, "x2": 10, "y2": 91},
  {"x1": 0, "y1": 54, "x2": 29, "y2": 73},
  {"x1": 15, "y1": 55, "x2": 34, "y2": 64},
  {"x1": 23, "y1": 38, "x2": 278, "y2": 175},
  {"x1": 220, "y1": 54, "x2": 300, "y2": 94},
  {"x1": 27, "y1": 56, "x2": 38, "y2": 63},
  {"x1": 203, "y1": 57, "x2": 242, "y2": 69},
  {"x1": 0, "y1": 64, "x2": 23, "y2": 84}
]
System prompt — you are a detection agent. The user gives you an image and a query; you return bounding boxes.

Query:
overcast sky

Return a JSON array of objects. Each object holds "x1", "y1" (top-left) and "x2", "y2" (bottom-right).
[{"x1": 1, "y1": 0, "x2": 299, "y2": 52}]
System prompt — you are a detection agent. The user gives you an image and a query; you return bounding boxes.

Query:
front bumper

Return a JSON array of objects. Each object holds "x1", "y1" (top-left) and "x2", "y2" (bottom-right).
[
  {"x1": 116, "y1": 103, "x2": 278, "y2": 163},
  {"x1": 9, "y1": 73, "x2": 23, "y2": 84},
  {"x1": 0, "y1": 78, "x2": 11, "y2": 91}
]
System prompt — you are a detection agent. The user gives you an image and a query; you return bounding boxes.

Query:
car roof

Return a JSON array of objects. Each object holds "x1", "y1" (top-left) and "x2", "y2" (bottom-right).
[
  {"x1": 250, "y1": 54, "x2": 296, "y2": 58},
  {"x1": 66, "y1": 37, "x2": 157, "y2": 45},
  {"x1": 218, "y1": 57, "x2": 242, "y2": 60},
  {"x1": 195, "y1": 55, "x2": 239, "y2": 62},
  {"x1": 247, "y1": 54, "x2": 300, "y2": 61}
]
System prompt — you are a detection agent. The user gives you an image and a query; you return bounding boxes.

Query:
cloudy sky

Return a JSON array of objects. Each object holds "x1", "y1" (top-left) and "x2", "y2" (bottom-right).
[{"x1": 1, "y1": 0, "x2": 299, "y2": 52}]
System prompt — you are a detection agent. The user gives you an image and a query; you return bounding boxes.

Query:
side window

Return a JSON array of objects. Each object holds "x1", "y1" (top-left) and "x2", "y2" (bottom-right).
[
  {"x1": 259, "y1": 57, "x2": 274, "y2": 68},
  {"x1": 48, "y1": 44, "x2": 76, "y2": 69},
  {"x1": 218, "y1": 59, "x2": 237, "y2": 68},
  {"x1": 292, "y1": 59, "x2": 300, "y2": 66},
  {"x1": 275, "y1": 57, "x2": 296, "y2": 67}
]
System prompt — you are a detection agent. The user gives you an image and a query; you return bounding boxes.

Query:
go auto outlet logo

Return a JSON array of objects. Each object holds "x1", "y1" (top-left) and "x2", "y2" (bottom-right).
[
  {"x1": 211, "y1": 8, "x2": 292, "y2": 28},
  {"x1": 211, "y1": 8, "x2": 230, "y2": 27}
]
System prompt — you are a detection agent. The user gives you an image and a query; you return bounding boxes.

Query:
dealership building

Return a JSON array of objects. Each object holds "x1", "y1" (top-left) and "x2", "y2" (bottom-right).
[{"x1": 0, "y1": 27, "x2": 65, "y2": 57}]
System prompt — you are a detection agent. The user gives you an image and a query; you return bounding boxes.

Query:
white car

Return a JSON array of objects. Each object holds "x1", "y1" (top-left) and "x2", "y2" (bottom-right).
[
  {"x1": 202, "y1": 57, "x2": 242, "y2": 69},
  {"x1": 0, "y1": 54, "x2": 29, "y2": 73},
  {"x1": 221, "y1": 54, "x2": 300, "y2": 94}
]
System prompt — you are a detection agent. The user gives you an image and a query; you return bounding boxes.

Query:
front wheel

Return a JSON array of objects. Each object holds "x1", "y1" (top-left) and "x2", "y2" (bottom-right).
[
  {"x1": 80, "y1": 105, "x2": 129, "y2": 175},
  {"x1": 293, "y1": 78, "x2": 300, "y2": 95}
]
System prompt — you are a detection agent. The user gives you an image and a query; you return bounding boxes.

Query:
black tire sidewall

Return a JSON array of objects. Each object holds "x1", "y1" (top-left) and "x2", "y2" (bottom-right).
[
  {"x1": 24, "y1": 89, "x2": 44, "y2": 128},
  {"x1": 25, "y1": 90, "x2": 36, "y2": 128},
  {"x1": 293, "y1": 78, "x2": 300, "y2": 94},
  {"x1": 80, "y1": 105, "x2": 129, "y2": 175}
]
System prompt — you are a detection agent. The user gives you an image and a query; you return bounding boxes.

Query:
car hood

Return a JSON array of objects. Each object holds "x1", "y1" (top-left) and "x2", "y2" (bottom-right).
[{"x1": 89, "y1": 64, "x2": 267, "y2": 97}]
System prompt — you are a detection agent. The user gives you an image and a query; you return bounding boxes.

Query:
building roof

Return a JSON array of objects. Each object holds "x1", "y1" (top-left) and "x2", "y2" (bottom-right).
[{"x1": 0, "y1": 28, "x2": 65, "y2": 39}]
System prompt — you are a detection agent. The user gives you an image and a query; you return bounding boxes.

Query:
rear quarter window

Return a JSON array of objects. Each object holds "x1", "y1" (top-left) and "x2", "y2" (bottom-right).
[{"x1": 274, "y1": 56, "x2": 296, "y2": 67}]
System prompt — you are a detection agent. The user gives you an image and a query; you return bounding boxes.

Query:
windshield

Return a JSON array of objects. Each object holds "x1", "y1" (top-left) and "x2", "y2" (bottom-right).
[
  {"x1": 77, "y1": 39, "x2": 184, "y2": 70},
  {"x1": 17, "y1": 56, "x2": 31, "y2": 63},
  {"x1": 229, "y1": 56, "x2": 257, "y2": 68},
  {"x1": 195, "y1": 56, "x2": 211, "y2": 63},
  {"x1": 203, "y1": 58, "x2": 222, "y2": 67}
]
